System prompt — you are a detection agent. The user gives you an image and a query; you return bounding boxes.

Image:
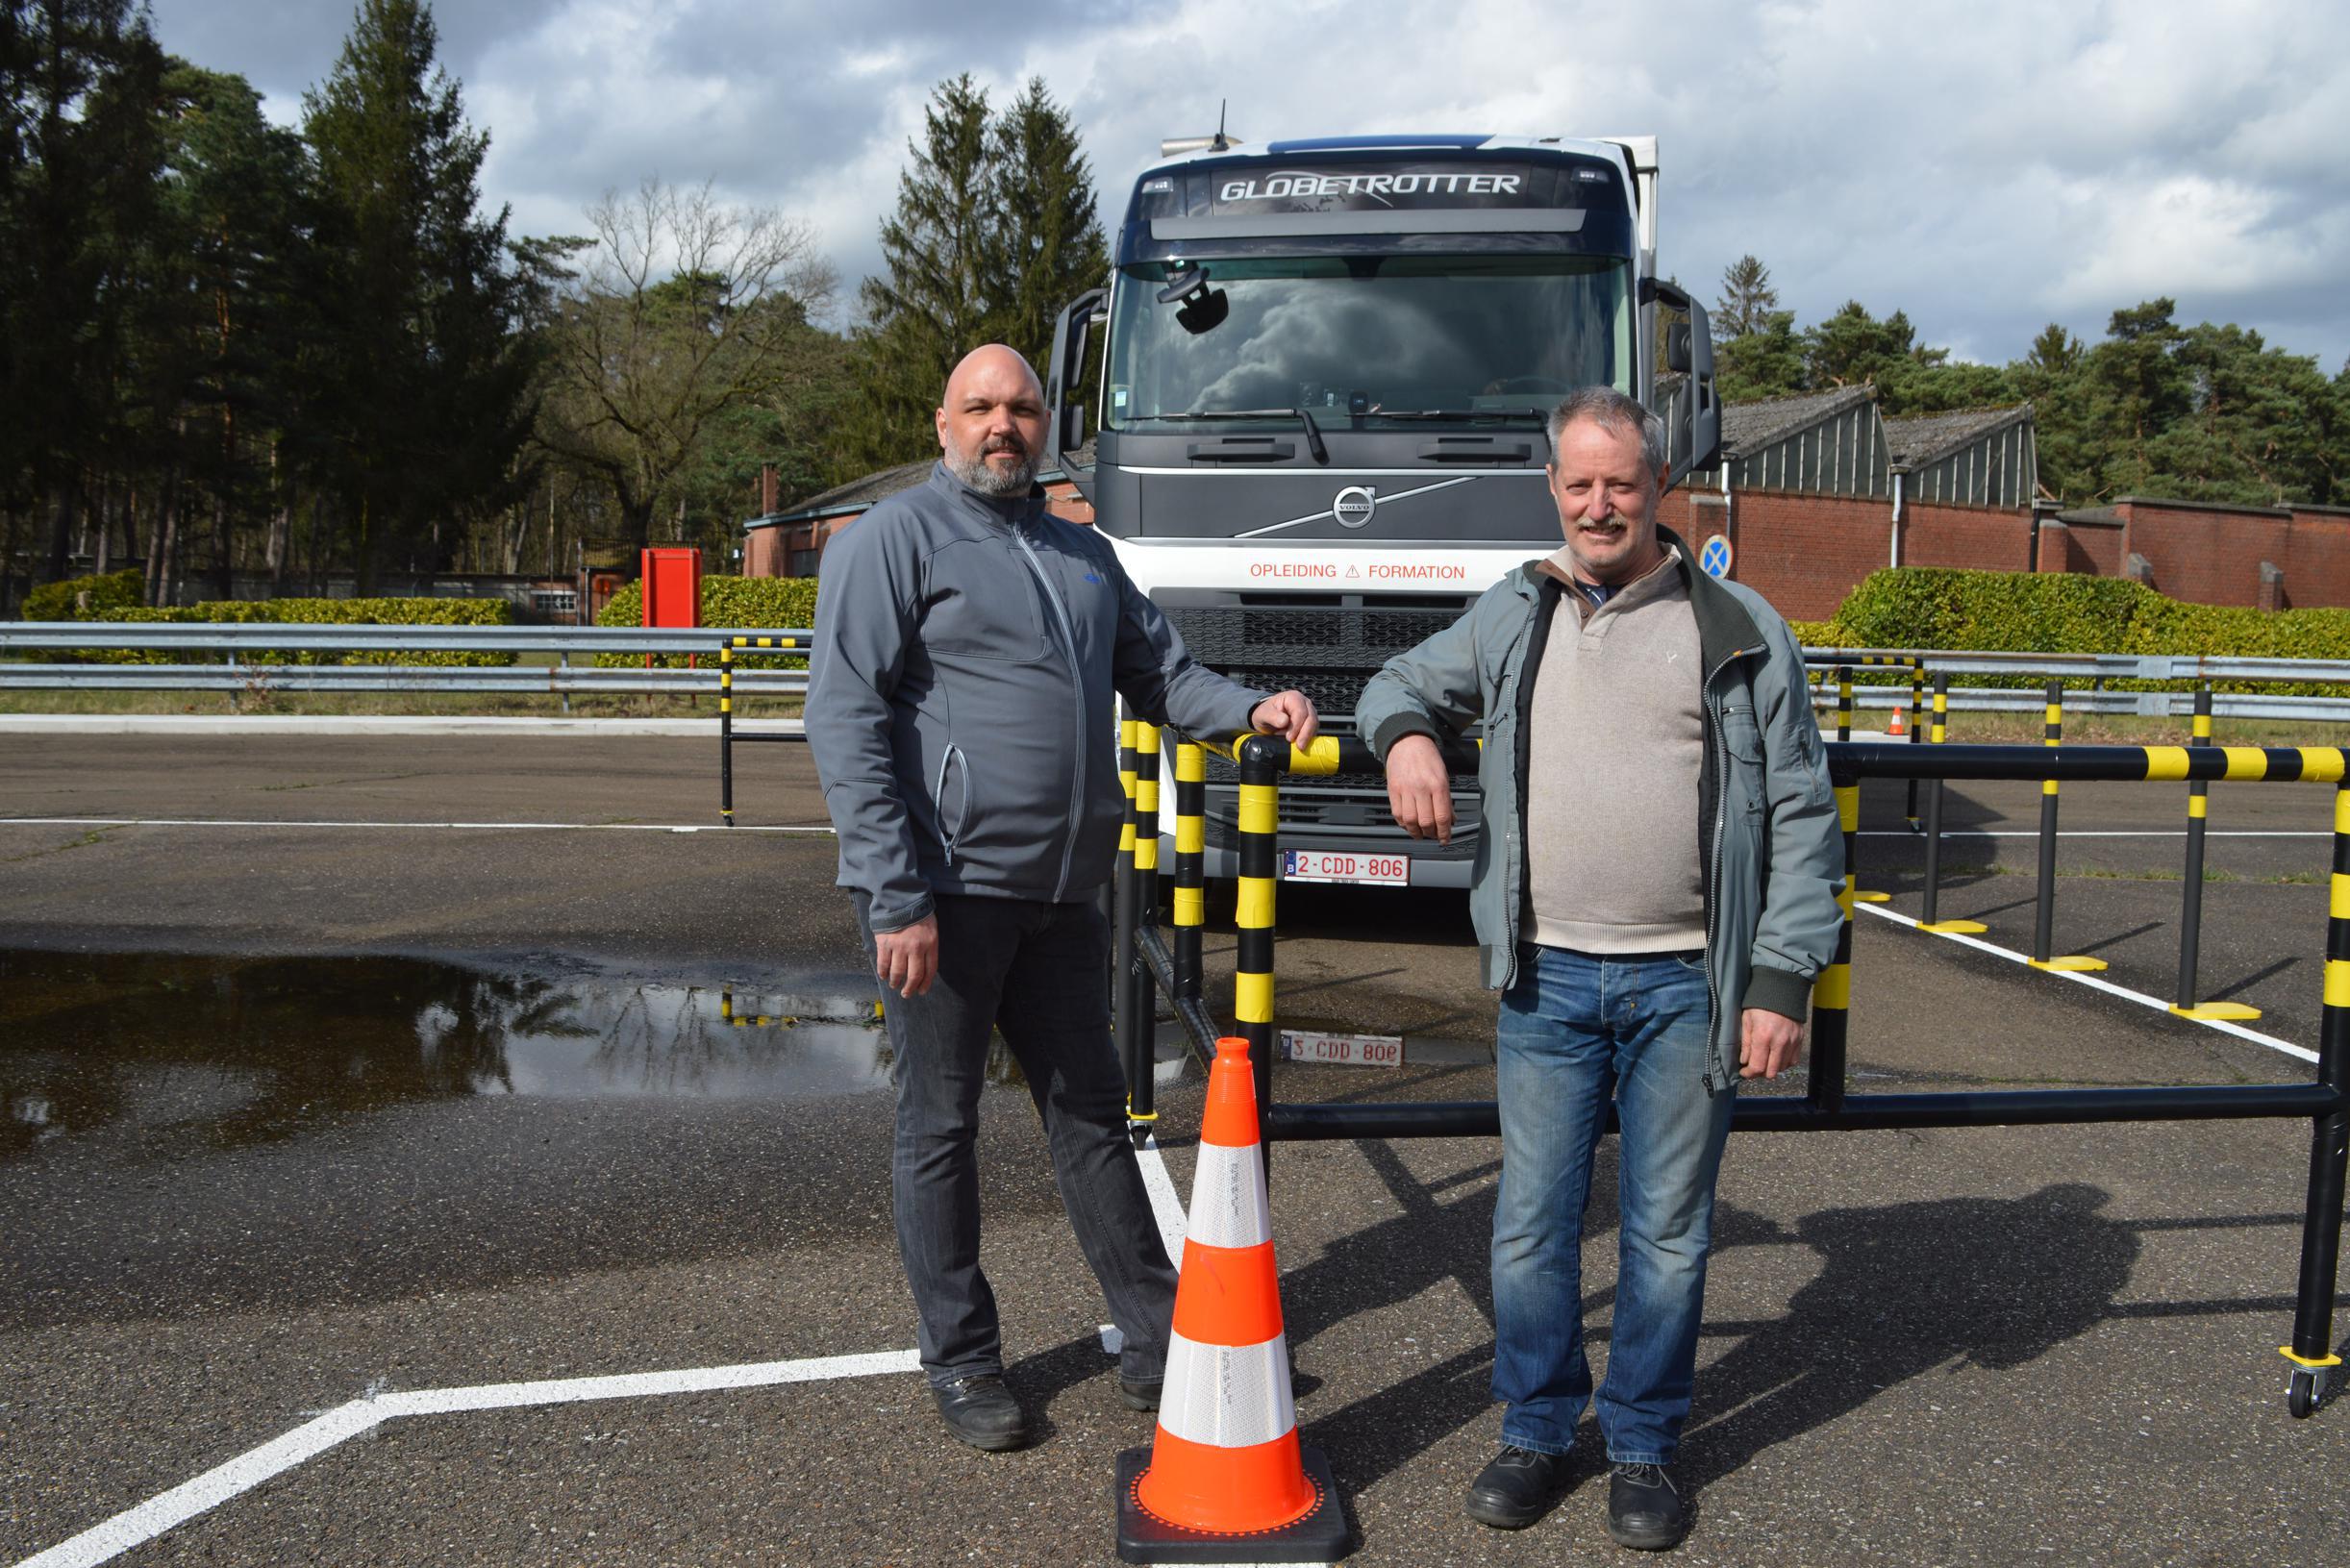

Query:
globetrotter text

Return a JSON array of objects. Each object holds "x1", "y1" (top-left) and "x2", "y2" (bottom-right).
[{"x1": 1219, "y1": 173, "x2": 1524, "y2": 202}]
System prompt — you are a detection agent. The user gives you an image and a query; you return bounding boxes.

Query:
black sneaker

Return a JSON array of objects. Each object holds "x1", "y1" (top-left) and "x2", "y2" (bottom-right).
[
  {"x1": 1116, "y1": 1375, "x2": 1162, "y2": 1411},
  {"x1": 931, "y1": 1374, "x2": 1028, "y2": 1452},
  {"x1": 1463, "y1": 1444, "x2": 1573, "y2": 1529},
  {"x1": 1606, "y1": 1461, "x2": 1689, "y2": 1551}
]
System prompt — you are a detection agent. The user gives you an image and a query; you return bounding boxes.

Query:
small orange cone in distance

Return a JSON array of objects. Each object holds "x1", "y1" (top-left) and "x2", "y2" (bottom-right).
[
  {"x1": 1115, "y1": 1036, "x2": 1349, "y2": 1564},
  {"x1": 1888, "y1": 704, "x2": 1907, "y2": 736}
]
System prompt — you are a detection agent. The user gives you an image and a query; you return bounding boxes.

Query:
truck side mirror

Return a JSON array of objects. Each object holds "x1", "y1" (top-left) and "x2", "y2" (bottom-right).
[
  {"x1": 1665, "y1": 321, "x2": 1693, "y2": 374},
  {"x1": 1046, "y1": 286, "x2": 1107, "y2": 501}
]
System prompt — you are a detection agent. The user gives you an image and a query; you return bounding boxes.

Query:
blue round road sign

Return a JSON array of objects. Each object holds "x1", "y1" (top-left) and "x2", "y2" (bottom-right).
[{"x1": 1699, "y1": 535, "x2": 1734, "y2": 579}]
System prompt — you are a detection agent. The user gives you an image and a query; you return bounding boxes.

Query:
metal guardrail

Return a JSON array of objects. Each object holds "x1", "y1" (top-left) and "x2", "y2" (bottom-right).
[
  {"x1": 1804, "y1": 647, "x2": 2350, "y2": 684},
  {"x1": 0, "y1": 663, "x2": 808, "y2": 695},
  {"x1": 0, "y1": 622, "x2": 801, "y2": 655},
  {"x1": 0, "y1": 623, "x2": 815, "y2": 712}
]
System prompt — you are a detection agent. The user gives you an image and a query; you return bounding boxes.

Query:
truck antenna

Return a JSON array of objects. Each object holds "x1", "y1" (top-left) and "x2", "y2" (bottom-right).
[{"x1": 1212, "y1": 100, "x2": 1229, "y2": 152}]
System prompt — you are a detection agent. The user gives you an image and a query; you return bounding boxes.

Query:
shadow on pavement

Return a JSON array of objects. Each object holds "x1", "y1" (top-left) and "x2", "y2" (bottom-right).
[{"x1": 1261, "y1": 1160, "x2": 2149, "y2": 1501}]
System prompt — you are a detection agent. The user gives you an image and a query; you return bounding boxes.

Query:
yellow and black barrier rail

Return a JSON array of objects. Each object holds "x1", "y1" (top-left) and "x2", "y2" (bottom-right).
[
  {"x1": 1108, "y1": 730, "x2": 2348, "y2": 1418},
  {"x1": 717, "y1": 635, "x2": 806, "y2": 826}
]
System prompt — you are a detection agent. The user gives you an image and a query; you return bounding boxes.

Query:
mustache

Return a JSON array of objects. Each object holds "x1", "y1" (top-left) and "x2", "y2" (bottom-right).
[{"x1": 983, "y1": 433, "x2": 1027, "y2": 456}]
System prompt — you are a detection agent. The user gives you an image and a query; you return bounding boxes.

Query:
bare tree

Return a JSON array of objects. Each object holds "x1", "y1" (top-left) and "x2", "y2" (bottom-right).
[{"x1": 537, "y1": 178, "x2": 838, "y2": 549}]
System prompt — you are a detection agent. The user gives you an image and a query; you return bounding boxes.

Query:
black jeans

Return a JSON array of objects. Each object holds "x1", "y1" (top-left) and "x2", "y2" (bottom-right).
[{"x1": 854, "y1": 891, "x2": 1177, "y2": 1388}]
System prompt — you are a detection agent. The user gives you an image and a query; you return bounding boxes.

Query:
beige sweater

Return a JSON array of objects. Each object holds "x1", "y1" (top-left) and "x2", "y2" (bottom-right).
[{"x1": 1524, "y1": 545, "x2": 1708, "y2": 953}]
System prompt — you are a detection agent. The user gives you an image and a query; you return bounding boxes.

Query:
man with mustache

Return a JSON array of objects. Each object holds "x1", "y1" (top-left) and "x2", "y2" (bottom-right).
[
  {"x1": 1359, "y1": 386, "x2": 1842, "y2": 1550},
  {"x1": 807, "y1": 343, "x2": 1317, "y2": 1453}
]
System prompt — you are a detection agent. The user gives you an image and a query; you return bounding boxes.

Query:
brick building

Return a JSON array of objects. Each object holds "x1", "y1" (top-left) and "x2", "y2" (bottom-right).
[{"x1": 1668, "y1": 390, "x2": 2040, "y2": 622}]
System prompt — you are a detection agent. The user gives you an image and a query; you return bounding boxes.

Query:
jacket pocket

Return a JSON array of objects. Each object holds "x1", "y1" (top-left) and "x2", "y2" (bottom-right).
[
  {"x1": 1720, "y1": 701, "x2": 1766, "y2": 815},
  {"x1": 932, "y1": 744, "x2": 972, "y2": 865}
]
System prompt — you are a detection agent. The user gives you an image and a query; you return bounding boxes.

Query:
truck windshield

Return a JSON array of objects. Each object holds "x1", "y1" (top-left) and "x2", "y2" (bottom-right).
[{"x1": 1104, "y1": 254, "x2": 1632, "y2": 429}]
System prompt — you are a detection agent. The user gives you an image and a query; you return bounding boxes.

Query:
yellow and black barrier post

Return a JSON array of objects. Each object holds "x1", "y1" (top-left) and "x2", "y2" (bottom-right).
[
  {"x1": 1108, "y1": 730, "x2": 1222, "y2": 1126},
  {"x1": 1234, "y1": 734, "x2": 1295, "y2": 1166},
  {"x1": 1114, "y1": 719, "x2": 1151, "y2": 1134},
  {"x1": 1836, "y1": 664, "x2": 1853, "y2": 744},
  {"x1": 1129, "y1": 722, "x2": 1163, "y2": 1137},
  {"x1": 1810, "y1": 777, "x2": 1857, "y2": 1116},
  {"x1": 1917, "y1": 673, "x2": 1985, "y2": 933},
  {"x1": 2286, "y1": 779, "x2": 2350, "y2": 1415},
  {"x1": 2172, "y1": 683, "x2": 2260, "y2": 1021},
  {"x1": 1169, "y1": 737, "x2": 1206, "y2": 1008},
  {"x1": 716, "y1": 634, "x2": 804, "y2": 826},
  {"x1": 2029, "y1": 680, "x2": 2108, "y2": 972},
  {"x1": 1904, "y1": 658, "x2": 1925, "y2": 826}
]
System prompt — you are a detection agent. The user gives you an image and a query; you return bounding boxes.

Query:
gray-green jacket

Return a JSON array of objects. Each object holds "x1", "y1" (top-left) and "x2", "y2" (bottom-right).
[{"x1": 1356, "y1": 528, "x2": 1844, "y2": 1089}]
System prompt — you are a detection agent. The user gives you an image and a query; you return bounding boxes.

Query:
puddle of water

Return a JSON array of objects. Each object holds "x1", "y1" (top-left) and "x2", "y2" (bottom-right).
[{"x1": 0, "y1": 951, "x2": 1024, "y2": 1155}]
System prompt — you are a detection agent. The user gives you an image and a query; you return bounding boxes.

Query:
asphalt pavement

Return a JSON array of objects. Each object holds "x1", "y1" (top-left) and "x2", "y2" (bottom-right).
[{"x1": 2, "y1": 733, "x2": 2345, "y2": 1567}]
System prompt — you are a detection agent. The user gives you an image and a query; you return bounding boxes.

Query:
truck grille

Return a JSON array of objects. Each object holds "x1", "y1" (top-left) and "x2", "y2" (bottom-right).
[
  {"x1": 1157, "y1": 595, "x2": 1482, "y2": 849},
  {"x1": 1162, "y1": 598, "x2": 1473, "y2": 719}
]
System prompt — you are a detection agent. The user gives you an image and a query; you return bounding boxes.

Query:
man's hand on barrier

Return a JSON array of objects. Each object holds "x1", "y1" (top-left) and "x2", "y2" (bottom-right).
[
  {"x1": 875, "y1": 914, "x2": 938, "y2": 998},
  {"x1": 1738, "y1": 1008, "x2": 1805, "y2": 1080},
  {"x1": 1384, "y1": 734, "x2": 1454, "y2": 845},
  {"x1": 1249, "y1": 689, "x2": 1319, "y2": 750}
]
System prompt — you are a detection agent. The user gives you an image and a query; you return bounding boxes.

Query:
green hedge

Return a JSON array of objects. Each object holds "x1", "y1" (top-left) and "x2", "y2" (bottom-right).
[
  {"x1": 25, "y1": 567, "x2": 145, "y2": 621},
  {"x1": 595, "y1": 576, "x2": 816, "y2": 668},
  {"x1": 1808, "y1": 568, "x2": 2350, "y2": 695},
  {"x1": 55, "y1": 596, "x2": 514, "y2": 665}
]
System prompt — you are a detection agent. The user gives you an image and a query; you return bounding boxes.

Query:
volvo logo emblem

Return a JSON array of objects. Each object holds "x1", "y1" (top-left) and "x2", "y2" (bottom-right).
[{"x1": 1333, "y1": 486, "x2": 1377, "y2": 528}]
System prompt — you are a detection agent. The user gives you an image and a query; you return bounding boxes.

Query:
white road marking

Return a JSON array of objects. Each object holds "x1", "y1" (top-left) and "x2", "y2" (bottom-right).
[
  {"x1": 0, "y1": 816, "x2": 835, "y2": 834},
  {"x1": 14, "y1": 1350, "x2": 920, "y2": 1568},
  {"x1": 1138, "y1": 1132, "x2": 1191, "y2": 1264},
  {"x1": 30, "y1": 1144, "x2": 1189, "y2": 1561},
  {"x1": 1102, "y1": 1135, "x2": 1193, "y2": 1356},
  {"x1": 1855, "y1": 901, "x2": 2319, "y2": 1064}
]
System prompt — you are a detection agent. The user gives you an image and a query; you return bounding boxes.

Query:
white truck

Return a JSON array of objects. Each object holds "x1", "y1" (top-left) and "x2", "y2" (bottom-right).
[{"x1": 1045, "y1": 132, "x2": 1719, "y2": 887}]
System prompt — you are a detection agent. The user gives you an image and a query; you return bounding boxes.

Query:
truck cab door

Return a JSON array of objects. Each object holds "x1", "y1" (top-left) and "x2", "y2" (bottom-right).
[{"x1": 1046, "y1": 287, "x2": 1107, "y2": 503}]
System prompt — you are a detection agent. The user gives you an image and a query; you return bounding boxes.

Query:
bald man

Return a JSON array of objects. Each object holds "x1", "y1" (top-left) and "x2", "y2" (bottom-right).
[{"x1": 807, "y1": 345, "x2": 1316, "y2": 1452}]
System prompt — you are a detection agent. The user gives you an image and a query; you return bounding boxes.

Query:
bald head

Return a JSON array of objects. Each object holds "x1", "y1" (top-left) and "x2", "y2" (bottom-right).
[{"x1": 938, "y1": 344, "x2": 1048, "y2": 499}]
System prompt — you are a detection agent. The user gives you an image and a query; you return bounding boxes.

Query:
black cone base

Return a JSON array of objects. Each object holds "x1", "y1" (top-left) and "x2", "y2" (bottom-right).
[{"x1": 1114, "y1": 1443, "x2": 1352, "y2": 1564}]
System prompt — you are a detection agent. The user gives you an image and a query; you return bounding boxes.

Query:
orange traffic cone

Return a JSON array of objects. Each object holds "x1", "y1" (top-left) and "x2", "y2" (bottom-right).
[
  {"x1": 1888, "y1": 704, "x2": 1908, "y2": 736},
  {"x1": 1116, "y1": 1036, "x2": 1348, "y2": 1564}
]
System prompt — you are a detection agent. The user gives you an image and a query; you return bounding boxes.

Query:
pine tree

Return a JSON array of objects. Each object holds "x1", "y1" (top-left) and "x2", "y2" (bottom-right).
[
  {"x1": 0, "y1": 0, "x2": 166, "y2": 589},
  {"x1": 296, "y1": 0, "x2": 543, "y2": 590},
  {"x1": 1712, "y1": 255, "x2": 1778, "y2": 340},
  {"x1": 987, "y1": 77, "x2": 1107, "y2": 381},
  {"x1": 843, "y1": 74, "x2": 996, "y2": 472},
  {"x1": 839, "y1": 74, "x2": 1107, "y2": 477},
  {"x1": 1714, "y1": 311, "x2": 1804, "y2": 402}
]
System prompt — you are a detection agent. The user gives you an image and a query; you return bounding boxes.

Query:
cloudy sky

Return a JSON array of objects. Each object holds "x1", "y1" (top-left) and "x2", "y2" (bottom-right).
[{"x1": 155, "y1": 0, "x2": 2350, "y2": 372}]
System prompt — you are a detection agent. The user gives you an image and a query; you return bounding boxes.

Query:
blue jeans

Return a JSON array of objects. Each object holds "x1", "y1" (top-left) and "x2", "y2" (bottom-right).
[
  {"x1": 854, "y1": 892, "x2": 1177, "y2": 1389},
  {"x1": 1491, "y1": 944, "x2": 1735, "y2": 1465}
]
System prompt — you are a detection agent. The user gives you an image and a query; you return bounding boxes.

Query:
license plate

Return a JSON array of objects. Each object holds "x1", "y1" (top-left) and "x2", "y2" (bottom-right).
[
  {"x1": 1282, "y1": 849, "x2": 1411, "y2": 886},
  {"x1": 1279, "y1": 1029, "x2": 1406, "y2": 1068}
]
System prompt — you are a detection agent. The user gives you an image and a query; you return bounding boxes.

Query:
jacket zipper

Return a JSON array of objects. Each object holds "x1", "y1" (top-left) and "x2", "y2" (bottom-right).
[
  {"x1": 1497, "y1": 588, "x2": 1549, "y2": 993},
  {"x1": 1699, "y1": 645, "x2": 1758, "y2": 1096},
  {"x1": 1012, "y1": 517, "x2": 1088, "y2": 902}
]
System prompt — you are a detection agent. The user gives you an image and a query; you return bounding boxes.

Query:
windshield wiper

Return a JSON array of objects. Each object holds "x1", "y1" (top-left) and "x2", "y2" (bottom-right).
[
  {"x1": 1376, "y1": 408, "x2": 1550, "y2": 424},
  {"x1": 1132, "y1": 408, "x2": 1329, "y2": 463}
]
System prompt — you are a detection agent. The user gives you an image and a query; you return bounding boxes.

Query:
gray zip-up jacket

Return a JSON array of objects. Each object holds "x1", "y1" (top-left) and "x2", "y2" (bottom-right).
[
  {"x1": 807, "y1": 463, "x2": 1268, "y2": 932},
  {"x1": 1356, "y1": 528, "x2": 1844, "y2": 1088}
]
